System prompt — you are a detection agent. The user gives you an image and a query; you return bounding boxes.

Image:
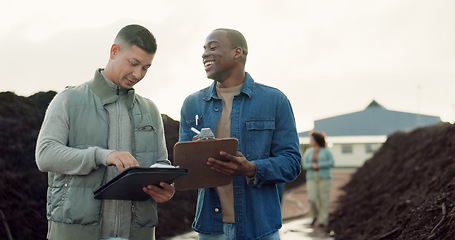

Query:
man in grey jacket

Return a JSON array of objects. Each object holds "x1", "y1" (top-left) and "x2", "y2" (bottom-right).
[{"x1": 35, "y1": 24, "x2": 174, "y2": 240}]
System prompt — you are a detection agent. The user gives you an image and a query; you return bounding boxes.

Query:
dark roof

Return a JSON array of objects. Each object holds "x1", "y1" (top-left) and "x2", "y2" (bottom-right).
[{"x1": 299, "y1": 100, "x2": 441, "y2": 137}]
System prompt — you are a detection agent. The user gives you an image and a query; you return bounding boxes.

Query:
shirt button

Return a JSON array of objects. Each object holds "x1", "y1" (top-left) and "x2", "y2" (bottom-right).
[
  {"x1": 214, "y1": 107, "x2": 219, "y2": 112},
  {"x1": 214, "y1": 208, "x2": 220, "y2": 213}
]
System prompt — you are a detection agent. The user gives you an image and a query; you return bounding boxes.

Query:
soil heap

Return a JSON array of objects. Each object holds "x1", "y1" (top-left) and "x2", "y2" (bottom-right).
[
  {"x1": 0, "y1": 91, "x2": 53, "y2": 239},
  {"x1": 330, "y1": 122, "x2": 455, "y2": 240},
  {"x1": 0, "y1": 91, "x2": 197, "y2": 240}
]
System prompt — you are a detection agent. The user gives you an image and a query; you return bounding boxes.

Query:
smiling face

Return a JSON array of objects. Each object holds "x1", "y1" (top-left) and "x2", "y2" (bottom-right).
[
  {"x1": 202, "y1": 30, "x2": 238, "y2": 83},
  {"x1": 105, "y1": 43, "x2": 155, "y2": 89}
]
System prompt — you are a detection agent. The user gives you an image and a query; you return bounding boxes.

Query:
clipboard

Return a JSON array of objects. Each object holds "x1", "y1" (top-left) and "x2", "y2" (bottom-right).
[
  {"x1": 93, "y1": 167, "x2": 188, "y2": 201},
  {"x1": 173, "y1": 138, "x2": 239, "y2": 191}
]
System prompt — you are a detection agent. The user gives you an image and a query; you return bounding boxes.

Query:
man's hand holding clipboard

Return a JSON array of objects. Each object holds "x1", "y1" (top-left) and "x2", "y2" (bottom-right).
[{"x1": 207, "y1": 151, "x2": 256, "y2": 178}]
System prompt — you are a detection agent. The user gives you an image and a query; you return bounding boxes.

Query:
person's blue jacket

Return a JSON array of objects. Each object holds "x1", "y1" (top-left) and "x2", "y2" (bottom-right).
[
  {"x1": 179, "y1": 72, "x2": 301, "y2": 240},
  {"x1": 302, "y1": 147, "x2": 334, "y2": 179}
]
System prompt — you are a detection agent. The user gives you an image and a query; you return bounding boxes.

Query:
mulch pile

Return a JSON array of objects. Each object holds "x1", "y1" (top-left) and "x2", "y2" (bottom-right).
[
  {"x1": 0, "y1": 91, "x2": 197, "y2": 240},
  {"x1": 0, "y1": 91, "x2": 54, "y2": 240},
  {"x1": 330, "y1": 122, "x2": 455, "y2": 240}
]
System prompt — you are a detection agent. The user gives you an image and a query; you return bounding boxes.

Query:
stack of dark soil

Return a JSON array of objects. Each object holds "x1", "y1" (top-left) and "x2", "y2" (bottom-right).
[
  {"x1": 0, "y1": 91, "x2": 54, "y2": 240},
  {"x1": 0, "y1": 91, "x2": 196, "y2": 240},
  {"x1": 330, "y1": 122, "x2": 455, "y2": 240}
]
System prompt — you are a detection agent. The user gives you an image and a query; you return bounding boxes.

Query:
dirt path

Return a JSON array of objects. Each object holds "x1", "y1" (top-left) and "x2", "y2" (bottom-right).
[
  {"x1": 281, "y1": 168, "x2": 355, "y2": 222},
  {"x1": 165, "y1": 169, "x2": 355, "y2": 240}
]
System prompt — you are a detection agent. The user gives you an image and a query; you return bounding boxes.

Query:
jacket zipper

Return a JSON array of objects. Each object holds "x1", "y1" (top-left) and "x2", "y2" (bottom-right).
[{"x1": 115, "y1": 95, "x2": 121, "y2": 237}]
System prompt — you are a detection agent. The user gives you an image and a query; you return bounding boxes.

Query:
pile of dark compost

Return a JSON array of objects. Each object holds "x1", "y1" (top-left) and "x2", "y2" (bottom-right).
[
  {"x1": 0, "y1": 91, "x2": 55, "y2": 240},
  {"x1": 0, "y1": 91, "x2": 197, "y2": 239},
  {"x1": 330, "y1": 122, "x2": 455, "y2": 240}
]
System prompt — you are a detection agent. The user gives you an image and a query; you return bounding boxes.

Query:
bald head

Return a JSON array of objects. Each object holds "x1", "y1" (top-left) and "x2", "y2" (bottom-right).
[{"x1": 214, "y1": 28, "x2": 248, "y2": 64}]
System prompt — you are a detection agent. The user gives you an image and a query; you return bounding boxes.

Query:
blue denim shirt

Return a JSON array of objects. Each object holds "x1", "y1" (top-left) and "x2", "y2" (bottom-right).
[{"x1": 179, "y1": 73, "x2": 302, "y2": 240}]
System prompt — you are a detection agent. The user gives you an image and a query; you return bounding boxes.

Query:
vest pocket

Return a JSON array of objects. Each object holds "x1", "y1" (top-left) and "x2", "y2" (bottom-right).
[
  {"x1": 135, "y1": 125, "x2": 158, "y2": 154},
  {"x1": 132, "y1": 200, "x2": 158, "y2": 227}
]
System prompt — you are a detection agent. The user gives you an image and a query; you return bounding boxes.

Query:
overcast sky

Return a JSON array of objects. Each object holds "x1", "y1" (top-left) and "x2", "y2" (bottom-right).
[{"x1": 1, "y1": 0, "x2": 454, "y2": 132}]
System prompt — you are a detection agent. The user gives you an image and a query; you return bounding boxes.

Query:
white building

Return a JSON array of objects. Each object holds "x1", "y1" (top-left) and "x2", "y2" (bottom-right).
[{"x1": 299, "y1": 100, "x2": 441, "y2": 168}]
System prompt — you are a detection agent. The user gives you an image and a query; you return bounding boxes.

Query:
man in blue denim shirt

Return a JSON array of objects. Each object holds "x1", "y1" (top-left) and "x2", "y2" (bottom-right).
[{"x1": 179, "y1": 28, "x2": 302, "y2": 240}]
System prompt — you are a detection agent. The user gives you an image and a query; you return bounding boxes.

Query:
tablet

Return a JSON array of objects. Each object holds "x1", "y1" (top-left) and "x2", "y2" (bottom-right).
[{"x1": 93, "y1": 167, "x2": 188, "y2": 201}]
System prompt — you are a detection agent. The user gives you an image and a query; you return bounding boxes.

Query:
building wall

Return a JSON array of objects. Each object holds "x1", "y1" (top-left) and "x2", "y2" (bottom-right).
[
  {"x1": 299, "y1": 136, "x2": 386, "y2": 168},
  {"x1": 330, "y1": 142, "x2": 382, "y2": 167}
]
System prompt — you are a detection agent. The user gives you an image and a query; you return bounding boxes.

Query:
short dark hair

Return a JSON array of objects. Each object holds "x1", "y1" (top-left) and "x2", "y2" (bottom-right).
[
  {"x1": 311, "y1": 131, "x2": 326, "y2": 147},
  {"x1": 115, "y1": 24, "x2": 157, "y2": 54},
  {"x1": 215, "y1": 28, "x2": 248, "y2": 59}
]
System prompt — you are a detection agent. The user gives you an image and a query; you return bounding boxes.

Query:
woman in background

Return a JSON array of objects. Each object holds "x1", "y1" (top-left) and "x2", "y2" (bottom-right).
[{"x1": 303, "y1": 131, "x2": 334, "y2": 228}]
